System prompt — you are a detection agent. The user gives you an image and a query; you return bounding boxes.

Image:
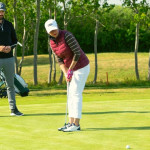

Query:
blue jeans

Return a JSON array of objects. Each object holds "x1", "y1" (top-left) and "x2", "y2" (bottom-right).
[{"x1": 0, "y1": 57, "x2": 16, "y2": 110}]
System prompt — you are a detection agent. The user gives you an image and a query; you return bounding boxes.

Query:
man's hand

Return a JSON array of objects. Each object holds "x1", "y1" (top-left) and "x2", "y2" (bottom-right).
[
  {"x1": 0, "y1": 46, "x2": 5, "y2": 52},
  {"x1": 2, "y1": 46, "x2": 11, "y2": 53}
]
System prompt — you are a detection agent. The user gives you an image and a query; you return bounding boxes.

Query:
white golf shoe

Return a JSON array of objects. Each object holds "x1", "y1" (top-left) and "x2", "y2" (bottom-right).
[
  {"x1": 63, "y1": 123, "x2": 80, "y2": 132},
  {"x1": 58, "y1": 123, "x2": 71, "y2": 131}
]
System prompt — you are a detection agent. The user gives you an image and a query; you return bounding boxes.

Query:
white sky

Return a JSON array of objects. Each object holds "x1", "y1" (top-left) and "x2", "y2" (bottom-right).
[
  {"x1": 108, "y1": 0, "x2": 150, "y2": 5},
  {"x1": 108, "y1": 0, "x2": 122, "y2": 5}
]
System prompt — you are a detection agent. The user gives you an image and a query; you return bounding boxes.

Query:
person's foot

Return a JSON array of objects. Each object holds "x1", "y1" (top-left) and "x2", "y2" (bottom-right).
[
  {"x1": 63, "y1": 123, "x2": 80, "y2": 132},
  {"x1": 10, "y1": 107, "x2": 24, "y2": 116},
  {"x1": 58, "y1": 123, "x2": 71, "y2": 131}
]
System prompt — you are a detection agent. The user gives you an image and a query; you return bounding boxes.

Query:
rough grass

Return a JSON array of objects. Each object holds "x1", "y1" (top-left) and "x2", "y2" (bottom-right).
[{"x1": 18, "y1": 53, "x2": 150, "y2": 86}]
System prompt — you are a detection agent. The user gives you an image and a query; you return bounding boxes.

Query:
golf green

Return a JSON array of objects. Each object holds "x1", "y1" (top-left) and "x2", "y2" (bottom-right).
[{"x1": 0, "y1": 88, "x2": 150, "y2": 150}]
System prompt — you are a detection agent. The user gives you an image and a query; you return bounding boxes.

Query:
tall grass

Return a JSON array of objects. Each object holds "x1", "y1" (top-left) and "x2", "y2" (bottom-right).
[{"x1": 19, "y1": 53, "x2": 150, "y2": 87}]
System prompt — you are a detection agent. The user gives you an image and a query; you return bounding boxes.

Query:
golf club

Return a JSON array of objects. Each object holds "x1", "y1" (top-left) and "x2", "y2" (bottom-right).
[
  {"x1": 65, "y1": 82, "x2": 70, "y2": 126},
  {"x1": 11, "y1": 42, "x2": 22, "y2": 48}
]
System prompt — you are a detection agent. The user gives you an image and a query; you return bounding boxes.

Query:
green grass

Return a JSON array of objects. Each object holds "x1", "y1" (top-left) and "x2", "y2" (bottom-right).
[
  {"x1": 0, "y1": 53, "x2": 150, "y2": 149},
  {"x1": 18, "y1": 52, "x2": 150, "y2": 86},
  {"x1": 0, "y1": 88, "x2": 150, "y2": 150}
]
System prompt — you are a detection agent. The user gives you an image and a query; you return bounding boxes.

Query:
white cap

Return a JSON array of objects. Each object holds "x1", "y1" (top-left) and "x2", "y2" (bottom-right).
[{"x1": 45, "y1": 19, "x2": 58, "y2": 34}]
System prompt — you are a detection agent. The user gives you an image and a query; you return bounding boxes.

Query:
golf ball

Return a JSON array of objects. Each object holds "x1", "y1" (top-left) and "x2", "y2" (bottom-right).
[{"x1": 126, "y1": 145, "x2": 130, "y2": 149}]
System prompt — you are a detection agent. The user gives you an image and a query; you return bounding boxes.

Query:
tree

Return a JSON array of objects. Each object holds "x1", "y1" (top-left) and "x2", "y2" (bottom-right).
[
  {"x1": 33, "y1": 0, "x2": 41, "y2": 85},
  {"x1": 42, "y1": 0, "x2": 54, "y2": 84},
  {"x1": 17, "y1": 0, "x2": 34, "y2": 75},
  {"x1": 82, "y1": 0, "x2": 114, "y2": 83},
  {"x1": 123, "y1": 0, "x2": 149, "y2": 80},
  {"x1": 58, "y1": 0, "x2": 68, "y2": 84},
  {"x1": 148, "y1": 49, "x2": 150, "y2": 80},
  {"x1": 47, "y1": 0, "x2": 53, "y2": 84},
  {"x1": 13, "y1": 0, "x2": 18, "y2": 74}
]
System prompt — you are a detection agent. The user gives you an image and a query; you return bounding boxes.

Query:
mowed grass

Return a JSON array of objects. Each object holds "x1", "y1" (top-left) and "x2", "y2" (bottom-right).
[
  {"x1": 0, "y1": 88, "x2": 150, "y2": 150},
  {"x1": 0, "y1": 53, "x2": 150, "y2": 150},
  {"x1": 19, "y1": 52, "x2": 150, "y2": 85}
]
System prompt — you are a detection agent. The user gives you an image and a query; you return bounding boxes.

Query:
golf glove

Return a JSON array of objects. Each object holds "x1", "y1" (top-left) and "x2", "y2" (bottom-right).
[{"x1": 67, "y1": 69, "x2": 73, "y2": 79}]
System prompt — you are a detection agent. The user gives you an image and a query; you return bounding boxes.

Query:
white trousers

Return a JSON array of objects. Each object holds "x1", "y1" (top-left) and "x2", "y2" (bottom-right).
[{"x1": 68, "y1": 64, "x2": 90, "y2": 119}]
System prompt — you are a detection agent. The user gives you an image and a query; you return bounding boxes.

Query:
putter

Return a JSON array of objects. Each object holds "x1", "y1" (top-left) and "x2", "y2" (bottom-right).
[
  {"x1": 11, "y1": 42, "x2": 22, "y2": 48},
  {"x1": 65, "y1": 82, "x2": 70, "y2": 126}
]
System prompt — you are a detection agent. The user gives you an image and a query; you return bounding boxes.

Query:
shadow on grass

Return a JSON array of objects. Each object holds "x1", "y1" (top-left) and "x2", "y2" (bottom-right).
[
  {"x1": 31, "y1": 92, "x2": 67, "y2": 97},
  {"x1": 22, "y1": 110, "x2": 150, "y2": 117},
  {"x1": 19, "y1": 110, "x2": 150, "y2": 117},
  {"x1": 86, "y1": 126, "x2": 150, "y2": 131},
  {"x1": 83, "y1": 111, "x2": 150, "y2": 115},
  {"x1": 0, "y1": 110, "x2": 150, "y2": 117}
]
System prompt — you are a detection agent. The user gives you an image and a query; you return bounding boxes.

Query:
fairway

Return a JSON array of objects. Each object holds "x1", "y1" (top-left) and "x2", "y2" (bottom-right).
[{"x1": 0, "y1": 88, "x2": 150, "y2": 150}]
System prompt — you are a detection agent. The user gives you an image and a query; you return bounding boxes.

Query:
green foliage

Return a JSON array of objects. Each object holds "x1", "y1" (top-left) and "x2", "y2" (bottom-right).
[{"x1": 2, "y1": 1, "x2": 150, "y2": 55}]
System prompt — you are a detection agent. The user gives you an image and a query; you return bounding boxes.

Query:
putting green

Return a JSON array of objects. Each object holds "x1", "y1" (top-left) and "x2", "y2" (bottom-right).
[{"x1": 0, "y1": 88, "x2": 150, "y2": 150}]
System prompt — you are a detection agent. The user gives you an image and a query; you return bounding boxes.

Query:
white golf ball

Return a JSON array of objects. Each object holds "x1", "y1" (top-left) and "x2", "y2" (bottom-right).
[{"x1": 126, "y1": 145, "x2": 130, "y2": 149}]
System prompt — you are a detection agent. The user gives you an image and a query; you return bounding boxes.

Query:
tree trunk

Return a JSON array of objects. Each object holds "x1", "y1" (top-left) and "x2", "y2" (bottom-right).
[
  {"x1": 13, "y1": 0, "x2": 18, "y2": 74},
  {"x1": 52, "y1": 0, "x2": 57, "y2": 82},
  {"x1": 148, "y1": 49, "x2": 150, "y2": 80},
  {"x1": 33, "y1": 0, "x2": 41, "y2": 85},
  {"x1": 48, "y1": 43, "x2": 52, "y2": 84},
  {"x1": 53, "y1": 53, "x2": 56, "y2": 82},
  {"x1": 93, "y1": 19, "x2": 99, "y2": 84},
  {"x1": 58, "y1": 0, "x2": 67, "y2": 85},
  {"x1": 134, "y1": 23, "x2": 140, "y2": 80},
  {"x1": 63, "y1": 0, "x2": 67, "y2": 30},
  {"x1": 18, "y1": 12, "x2": 26, "y2": 75},
  {"x1": 48, "y1": 7, "x2": 52, "y2": 84},
  {"x1": 54, "y1": 0, "x2": 56, "y2": 20}
]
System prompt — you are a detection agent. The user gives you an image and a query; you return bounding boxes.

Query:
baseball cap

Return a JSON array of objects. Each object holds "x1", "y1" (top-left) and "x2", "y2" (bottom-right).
[
  {"x1": 0, "y1": 2, "x2": 6, "y2": 11},
  {"x1": 45, "y1": 19, "x2": 58, "y2": 34}
]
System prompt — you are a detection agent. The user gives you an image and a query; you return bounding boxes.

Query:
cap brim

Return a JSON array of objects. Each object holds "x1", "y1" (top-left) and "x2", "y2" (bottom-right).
[
  {"x1": 0, "y1": 9, "x2": 5, "y2": 11},
  {"x1": 47, "y1": 26, "x2": 58, "y2": 33}
]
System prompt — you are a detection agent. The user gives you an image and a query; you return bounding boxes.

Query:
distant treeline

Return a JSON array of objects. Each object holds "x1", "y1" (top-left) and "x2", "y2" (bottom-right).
[
  {"x1": 64, "y1": 6, "x2": 150, "y2": 53},
  {"x1": 4, "y1": 3, "x2": 150, "y2": 55}
]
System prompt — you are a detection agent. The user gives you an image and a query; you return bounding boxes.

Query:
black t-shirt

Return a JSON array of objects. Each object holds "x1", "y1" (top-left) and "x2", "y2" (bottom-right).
[{"x1": 0, "y1": 19, "x2": 17, "y2": 58}]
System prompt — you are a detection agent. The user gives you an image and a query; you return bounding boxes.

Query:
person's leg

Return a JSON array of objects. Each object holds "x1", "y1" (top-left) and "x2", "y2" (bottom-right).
[
  {"x1": 64, "y1": 64, "x2": 90, "y2": 132},
  {"x1": 73, "y1": 118, "x2": 80, "y2": 126},
  {"x1": 3, "y1": 57, "x2": 16, "y2": 110},
  {"x1": 68, "y1": 83, "x2": 75, "y2": 124},
  {"x1": 69, "y1": 117, "x2": 74, "y2": 124},
  {"x1": 3, "y1": 57, "x2": 23, "y2": 116},
  {"x1": 71, "y1": 64, "x2": 90, "y2": 121}
]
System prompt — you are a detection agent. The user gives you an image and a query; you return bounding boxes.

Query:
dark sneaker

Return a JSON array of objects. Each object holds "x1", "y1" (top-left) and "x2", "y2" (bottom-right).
[
  {"x1": 58, "y1": 123, "x2": 71, "y2": 131},
  {"x1": 63, "y1": 123, "x2": 80, "y2": 132},
  {"x1": 10, "y1": 107, "x2": 24, "y2": 116}
]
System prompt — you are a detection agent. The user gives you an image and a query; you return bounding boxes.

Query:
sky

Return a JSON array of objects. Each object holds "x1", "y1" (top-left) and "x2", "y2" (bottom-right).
[
  {"x1": 108, "y1": 0, "x2": 150, "y2": 5},
  {"x1": 108, "y1": 0, "x2": 122, "y2": 5}
]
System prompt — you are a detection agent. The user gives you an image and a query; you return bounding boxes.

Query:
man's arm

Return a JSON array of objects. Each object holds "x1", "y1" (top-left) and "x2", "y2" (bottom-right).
[{"x1": 2, "y1": 22, "x2": 17, "y2": 53}]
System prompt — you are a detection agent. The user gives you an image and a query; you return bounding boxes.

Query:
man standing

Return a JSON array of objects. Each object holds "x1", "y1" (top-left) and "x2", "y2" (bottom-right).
[{"x1": 0, "y1": 2, "x2": 23, "y2": 116}]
